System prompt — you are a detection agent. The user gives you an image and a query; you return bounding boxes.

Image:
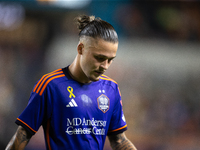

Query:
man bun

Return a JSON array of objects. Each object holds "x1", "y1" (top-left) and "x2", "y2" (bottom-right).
[
  {"x1": 75, "y1": 15, "x2": 96, "y2": 33},
  {"x1": 75, "y1": 14, "x2": 118, "y2": 43}
]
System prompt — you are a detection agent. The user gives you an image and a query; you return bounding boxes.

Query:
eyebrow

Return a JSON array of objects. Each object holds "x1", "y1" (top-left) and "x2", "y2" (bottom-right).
[{"x1": 96, "y1": 54, "x2": 116, "y2": 59}]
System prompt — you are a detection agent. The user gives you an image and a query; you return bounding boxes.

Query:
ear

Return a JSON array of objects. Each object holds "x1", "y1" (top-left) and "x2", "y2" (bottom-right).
[{"x1": 77, "y1": 43, "x2": 84, "y2": 55}]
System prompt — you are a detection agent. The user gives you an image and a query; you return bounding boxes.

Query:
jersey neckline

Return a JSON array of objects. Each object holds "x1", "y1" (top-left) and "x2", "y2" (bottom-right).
[{"x1": 62, "y1": 66, "x2": 97, "y2": 85}]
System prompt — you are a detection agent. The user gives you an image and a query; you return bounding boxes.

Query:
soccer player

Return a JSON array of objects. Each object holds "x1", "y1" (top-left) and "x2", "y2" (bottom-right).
[{"x1": 6, "y1": 15, "x2": 137, "y2": 150}]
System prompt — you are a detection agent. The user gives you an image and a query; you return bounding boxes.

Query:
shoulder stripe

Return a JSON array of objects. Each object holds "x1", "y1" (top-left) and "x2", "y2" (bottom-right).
[
  {"x1": 17, "y1": 118, "x2": 37, "y2": 133},
  {"x1": 39, "y1": 74, "x2": 65, "y2": 96},
  {"x1": 99, "y1": 75, "x2": 117, "y2": 84},
  {"x1": 33, "y1": 69, "x2": 65, "y2": 96},
  {"x1": 100, "y1": 74, "x2": 109, "y2": 79},
  {"x1": 33, "y1": 68, "x2": 62, "y2": 93},
  {"x1": 35, "y1": 71, "x2": 63, "y2": 94},
  {"x1": 108, "y1": 124, "x2": 127, "y2": 133}
]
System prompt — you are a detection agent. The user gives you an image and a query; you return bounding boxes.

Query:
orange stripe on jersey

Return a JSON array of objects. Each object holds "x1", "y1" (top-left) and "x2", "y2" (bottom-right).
[
  {"x1": 33, "y1": 69, "x2": 62, "y2": 92},
  {"x1": 118, "y1": 87, "x2": 121, "y2": 96},
  {"x1": 39, "y1": 74, "x2": 65, "y2": 96},
  {"x1": 36, "y1": 71, "x2": 63, "y2": 94},
  {"x1": 108, "y1": 124, "x2": 127, "y2": 133},
  {"x1": 46, "y1": 119, "x2": 52, "y2": 150},
  {"x1": 17, "y1": 118, "x2": 37, "y2": 133},
  {"x1": 99, "y1": 75, "x2": 117, "y2": 84},
  {"x1": 100, "y1": 75, "x2": 122, "y2": 96},
  {"x1": 101, "y1": 74, "x2": 109, "y2": 79}
]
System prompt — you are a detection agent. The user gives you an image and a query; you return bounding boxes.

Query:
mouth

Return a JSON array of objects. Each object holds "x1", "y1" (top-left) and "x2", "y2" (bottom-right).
[{"x1": 94, "y1": 70, "x2": 104, "y2": 76}]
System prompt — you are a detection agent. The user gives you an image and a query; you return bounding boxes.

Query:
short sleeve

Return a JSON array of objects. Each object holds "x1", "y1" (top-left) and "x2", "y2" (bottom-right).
[
  {"x1": 107, "y1": 86, "x2": 127, "y2": 135},
  {"x1": 15, "y1": 84, "x2": 52, "y2": 135}
]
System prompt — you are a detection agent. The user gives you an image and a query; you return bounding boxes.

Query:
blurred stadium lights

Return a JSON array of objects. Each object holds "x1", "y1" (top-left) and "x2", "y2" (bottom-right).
[
  {"x1": 0, "y1": 2, "x2": 25, "y2": 30},
  {"x1": 37, "y1": 0, "x2": 92, "y2": 9}
]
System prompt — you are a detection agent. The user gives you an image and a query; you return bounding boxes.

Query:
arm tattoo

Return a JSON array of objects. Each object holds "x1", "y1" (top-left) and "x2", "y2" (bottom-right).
[
  {"x1": 17, "y1": 127, "x2": 31, "y2": 145},
  {"x1": 5, "y1": 126, "x2": 32, "y2": 150},
  {"x1": 108, "y1": 133, "x2": 137, "y2": 150}
]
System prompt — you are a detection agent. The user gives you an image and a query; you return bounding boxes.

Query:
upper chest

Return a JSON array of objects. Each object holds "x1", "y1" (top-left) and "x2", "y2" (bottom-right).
[{"x1": 49, "y1": 80, "x2": 116, "y2": 115}]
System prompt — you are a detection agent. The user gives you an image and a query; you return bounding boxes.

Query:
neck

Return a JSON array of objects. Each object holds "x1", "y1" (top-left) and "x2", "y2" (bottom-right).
[{"x1": 69, "y1": 55, "x2": 91, "y2": 84}]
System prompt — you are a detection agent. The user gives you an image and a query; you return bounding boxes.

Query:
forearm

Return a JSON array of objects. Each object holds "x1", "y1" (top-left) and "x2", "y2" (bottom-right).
[
  {"x1": 111, "y1": 137, "x2": 137, "y2": 150},
  {"x1": 5, "y1": 126, "x2": 32, "y2": 150},
  {"x1": 108, "y1": 132, "x2": 137, "y2": 150}
]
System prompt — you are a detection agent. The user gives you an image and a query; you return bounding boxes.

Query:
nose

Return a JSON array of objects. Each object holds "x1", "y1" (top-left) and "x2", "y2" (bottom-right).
[{"x1": 100, "y1": 60, "x2": 110, "y2": 70}]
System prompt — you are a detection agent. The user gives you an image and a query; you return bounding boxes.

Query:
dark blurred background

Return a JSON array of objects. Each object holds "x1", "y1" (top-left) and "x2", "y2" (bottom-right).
[{"x1": 0, "y1": 1, "x2": 200, "y2": 150}]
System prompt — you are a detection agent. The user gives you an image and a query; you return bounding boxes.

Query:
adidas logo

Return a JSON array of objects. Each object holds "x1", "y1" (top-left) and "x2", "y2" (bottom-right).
[{"x1": 66, "y1": 99, "x2": 78, "y2": 107}]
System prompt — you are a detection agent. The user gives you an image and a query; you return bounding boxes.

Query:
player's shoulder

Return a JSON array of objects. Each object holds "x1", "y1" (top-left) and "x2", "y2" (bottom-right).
[
  {"x1": 99, "y1": 74, "x2": 118, "y2": 85},
  {"x1": 33, "y1": 68, "x2": 66, "y2": 95},
  {"x1": 99, "y1": 75, "x2": 121, "y2": 95}
]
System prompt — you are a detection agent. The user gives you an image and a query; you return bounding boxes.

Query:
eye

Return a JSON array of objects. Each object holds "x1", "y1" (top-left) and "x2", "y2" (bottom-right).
[
  {"x1": 94, "y1": 55, "x2": 115, "y2": 63},
  {"x1": 95, "y1": 56, "x2": 106, "y2": 62},
  {"x1": 108, "y1": 58, "x2": 114, "y2": 63}
]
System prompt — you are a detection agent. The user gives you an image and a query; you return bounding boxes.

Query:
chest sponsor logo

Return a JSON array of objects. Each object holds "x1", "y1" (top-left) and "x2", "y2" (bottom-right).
[
  {"x1": 66, "y1": 118, "x2": 107, "y2": 135},
  {"x1": 97, "y1": 94, "x2": 110, "y2": 113}
]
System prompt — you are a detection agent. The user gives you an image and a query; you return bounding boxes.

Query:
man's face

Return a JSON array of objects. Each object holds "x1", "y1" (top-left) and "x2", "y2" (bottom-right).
[{"x1": 79, "y1": 38, "x2": 118, "y2": 82}]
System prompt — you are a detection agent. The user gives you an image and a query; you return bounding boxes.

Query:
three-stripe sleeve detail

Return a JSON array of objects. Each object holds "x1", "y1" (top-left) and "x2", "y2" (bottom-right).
[
  {"x1": 33, "y1": 69, "x2": 65, "y2": 96},
  {"x1": 99, "y1": 75, "x2": 117, "y2": 84}
]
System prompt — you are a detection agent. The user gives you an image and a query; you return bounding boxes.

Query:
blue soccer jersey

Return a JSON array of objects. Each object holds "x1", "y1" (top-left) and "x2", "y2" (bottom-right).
[{"x1": 15, "y1": 67, "x2": 127, "y2": 150}]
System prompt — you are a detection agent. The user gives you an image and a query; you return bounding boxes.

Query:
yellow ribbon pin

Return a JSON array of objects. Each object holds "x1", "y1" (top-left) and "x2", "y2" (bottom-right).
[{"x1": 67, "y1": 86, "x2": 75, "y2": 98}]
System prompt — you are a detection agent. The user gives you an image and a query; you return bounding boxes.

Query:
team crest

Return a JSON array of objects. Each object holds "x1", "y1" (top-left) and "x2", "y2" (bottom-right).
[{"x1": 97, "y1": 94, "x2": 110, "y2": 113}]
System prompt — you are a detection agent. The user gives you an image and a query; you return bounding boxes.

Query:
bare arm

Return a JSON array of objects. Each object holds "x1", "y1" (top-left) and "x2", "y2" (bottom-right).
[
  {"x1": 108, "y1": 132, "x2": 137, "y2": 150},
  {"x1": 5, "y1": 126, "x2": 32, "y2": 150}
]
